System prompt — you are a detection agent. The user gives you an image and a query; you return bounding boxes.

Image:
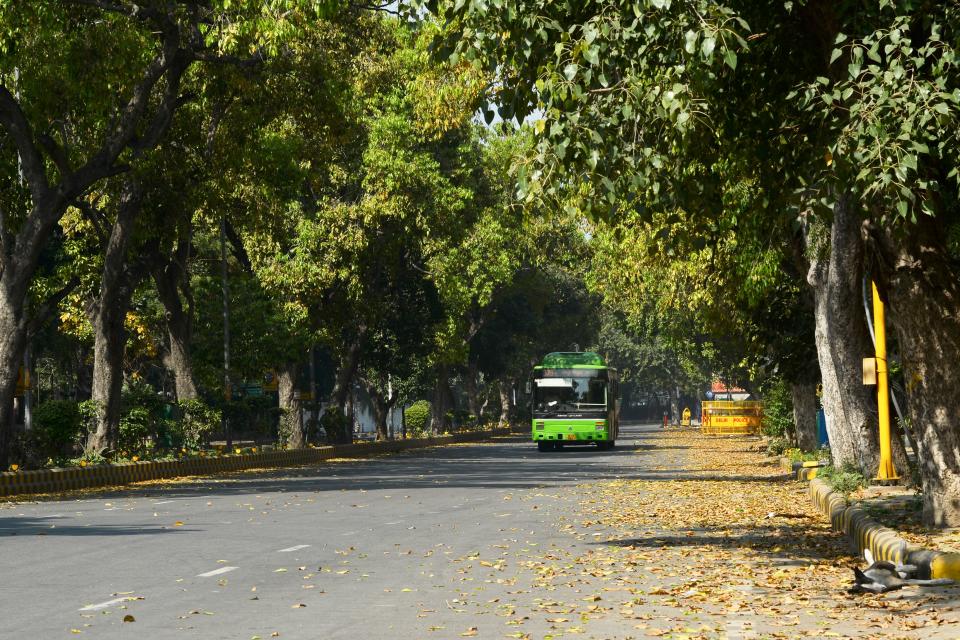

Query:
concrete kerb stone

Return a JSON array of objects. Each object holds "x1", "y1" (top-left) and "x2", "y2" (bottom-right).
[
  {"x1": 805, "y1": 476, "x2": 960, "y2": 581},
  {"x1": 0, "y1": 427, "x2": 515, "y2": 499}
]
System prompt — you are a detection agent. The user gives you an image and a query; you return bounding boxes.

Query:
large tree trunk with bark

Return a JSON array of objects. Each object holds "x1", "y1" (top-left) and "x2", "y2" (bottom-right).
[
  {"x1": 0, "y1": 314, "x2": 27, "y2": 466},
  {"x1": 669, "y1": 386, "x2": 680, "y2": 426},
  {"x1": 153, "y1": 233, "x2": 197, "y2": 401},
  {"x1": 278, "y1": 362, "x2": 305, "y2": 448},
  {"x1": 868, "y1": 216, "x2": 960, "y2": 526},
  {"x1": 326, "y1": 337, "x2": 362, "y2": 444},
  {"x1": 85, "y1": 182, "x2": 143, "y2": 455},
  {"x1": 363, "y1": 377, "x2": 393, "y2": 442},
  {"x1": 87, "y1": 300, "x2": 130, "y2": 454},
  {"x1": 430, "y1": 364, "x2": 451, "y2": 435},
  {"x1": 497, "y1": 380, "x2": 511, "y2": 428},
  {"x1": 330, "y1": 338, "x2": 361, "y2": 413},
  {"x1": 806, "y1": 195, "x2": 881, "y2": 475},
  {"x1": 792, "y1": 381, "x2": 820, "y2": 452},
  {"x1": 465, "y1": 362, "x2": 482, "y2": 425}
]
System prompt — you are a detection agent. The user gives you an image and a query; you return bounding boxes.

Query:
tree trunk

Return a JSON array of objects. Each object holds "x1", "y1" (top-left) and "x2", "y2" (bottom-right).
[
  {"x1": 805, "y1": 194, "x2": 880, "y2": 475},
  {"x1": 153, "y1": 233, "x2": 198, "y2": 401},
  {"x1": 85, "y1": 182, "x2": 143, "y2": 455},
  {"x1": 326, "y1": 337, "x2": 362, "y2": 445},
  {"x1": 331, "y1": 338, "x2": 362, "y2": 413},
  {"x1": 364, "y1": 379, "x2": 391, "y2": 442},
  {"x1": 497, "y1": 380, "x2": 511, "y2": 428},
  {"x1": 479, "y1": 392, "x2": 491, "y2": 421},
  {"x1": 0, "y1": 315, "x2": 27, "y2": 466},
  {"x1": 792, "y1": 381, "x2": 819, "y2": 452},
  {"x1": 669, "y1": 386, "x2": 680, "y2": 426},
  {"x1": 430, "y1": 364, "x2": 450, "y2": 435},
  {"x1": 465, "y1": 362, "x2": 481, "y2": 425},
  {"x1": 869, "y1": 216, "x2": 960, "y2": 526},
  {"x1": 278, "y1": 362, "x2": 304, "y2": 448}
]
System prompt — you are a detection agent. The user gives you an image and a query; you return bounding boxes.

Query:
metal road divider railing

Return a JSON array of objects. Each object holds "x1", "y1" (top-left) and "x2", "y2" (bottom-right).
[{"x1": 701, "y1": 400, "x2": 763, "y2": 435}]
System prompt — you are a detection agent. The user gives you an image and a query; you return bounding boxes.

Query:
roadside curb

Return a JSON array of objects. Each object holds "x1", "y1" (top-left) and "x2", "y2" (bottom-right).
[
  {"x1": 805, "y1": 475, "x2": 960, "y2": 581},
  {"x1": 778, "y1": 457, "x2": 828, "y2": 480},
  {"x1": 0, "y1": 428, "x2": 515, "y2": 498}
]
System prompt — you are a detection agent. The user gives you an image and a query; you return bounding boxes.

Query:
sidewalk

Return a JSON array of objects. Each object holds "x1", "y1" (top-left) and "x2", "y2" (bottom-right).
[{"x1": 507, "y1": 428, "x2": 960, "y2": 639}]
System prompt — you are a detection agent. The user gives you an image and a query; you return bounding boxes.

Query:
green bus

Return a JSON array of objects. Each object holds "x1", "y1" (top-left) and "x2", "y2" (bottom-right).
[{"x1": 530, "y1": 352, "x2": 620, "y2": 451}]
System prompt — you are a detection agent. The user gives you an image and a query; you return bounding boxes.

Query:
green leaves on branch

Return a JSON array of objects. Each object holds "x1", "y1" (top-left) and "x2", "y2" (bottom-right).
[
  {"x1": 418, "y1": 1, "x2": 750, "y2": 216},
  {"x1": 803, "y1": 16, "x2": 960, "y2": 224}
]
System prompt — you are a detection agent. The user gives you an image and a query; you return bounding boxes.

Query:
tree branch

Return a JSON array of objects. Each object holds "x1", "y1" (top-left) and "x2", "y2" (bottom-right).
[
  {"x1": 0, "y1": 85, "x2": 50, "y2": 202},
  {"x1": 71, "y1": 18, "x2": 182, "y2": 192},
  {"x1": 195, "y1": 50, "x2": 268, "y2": 68},
  {"x1": 72, "y1": 197, "x2": 110, "y2": 247},
  {"x1": 38, "y1": 132, "x2": 72, "y2": 176},
  {"x1": 131, "y1": 51, "x2": 194, "y2": 156},
  {"x1": 352, "y1": 2, "x2": 401, "y2": 16},
  {"x1": 60, "y1": 0, "x2": 165, "y2": 21},
  {"x1": 26, "y1": 275, "x2": 81, "y2": 338},
  {"x1": 223, "y1": 218, "x2": 252, "y2": 271}
]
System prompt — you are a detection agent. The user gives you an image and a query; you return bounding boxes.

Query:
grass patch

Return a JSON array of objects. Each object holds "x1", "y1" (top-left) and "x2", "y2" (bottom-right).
[{"x1": 818, "y1": 462, "x2": 868, "y2": 497}]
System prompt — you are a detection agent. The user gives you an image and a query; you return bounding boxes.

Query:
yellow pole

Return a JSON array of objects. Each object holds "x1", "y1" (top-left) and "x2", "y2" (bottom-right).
[{"x1": 873, "y1": 281, "x2": 898, "y2": 481}]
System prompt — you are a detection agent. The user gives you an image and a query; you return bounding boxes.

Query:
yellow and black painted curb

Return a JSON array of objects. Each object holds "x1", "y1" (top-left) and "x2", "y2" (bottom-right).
[
  {"x1": 0, "y1": 428, "x2": 514, "y2": 499},
  {"x1": 778, "y1": 457, "x2": 828, "y2": 479},
  {"x1": 807, "y1": 477, "x2": 960, "y2": 581}
]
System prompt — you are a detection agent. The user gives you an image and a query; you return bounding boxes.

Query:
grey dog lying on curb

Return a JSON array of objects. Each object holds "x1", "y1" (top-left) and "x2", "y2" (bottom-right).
[{"x1": 850, "y1": 560, "x2": 955, "y2": 594}]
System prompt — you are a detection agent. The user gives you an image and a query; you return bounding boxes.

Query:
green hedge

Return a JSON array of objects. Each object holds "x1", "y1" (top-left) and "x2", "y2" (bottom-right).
[{"x1": 404, "y1": 400, "x2": 431, "y2": 436}]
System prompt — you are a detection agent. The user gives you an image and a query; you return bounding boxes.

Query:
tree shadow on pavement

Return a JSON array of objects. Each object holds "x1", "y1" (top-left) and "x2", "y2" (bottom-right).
[
  {"x1": 3, "y1": 439, "x2": 654, "y2": 502},
  {"x1": 0, "y1": 515, "x2": 191, "y2": 537}
]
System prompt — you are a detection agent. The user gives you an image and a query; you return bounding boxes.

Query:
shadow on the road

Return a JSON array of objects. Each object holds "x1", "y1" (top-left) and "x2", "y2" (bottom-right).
[
  {"x1": 1, "y1": 424, "x2": 713, "y2": 503},
  {"x1": 593, "y1": 527, "x2": 960, "y2": 604},
  {"x1": 596, "y1": 524, "x2": 834, "y2": 558},
  {"x1": 0, "y1": 515, "x2": 190, "y2": 536},
  {"x1": 617, "y1": 472, "x2": 793, "y2": 483}
]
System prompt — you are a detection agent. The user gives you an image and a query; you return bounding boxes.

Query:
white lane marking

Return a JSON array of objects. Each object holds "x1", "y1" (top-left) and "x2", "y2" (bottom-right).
[
  {"x1": 79, "y1": 596, "x2": 143, "y2": 612},
  {"x1": 153, "y1": 500, "x2": 174, "y2": 505},
  {"x1": 384, "y1": 521, "x2": 403, "y2": 525},
  {"x1": 196, "y1": 566, "x2": 238, "y2": 578},
  {"x1": 341, "y1": 530, "x2": 358, "y2": 536},
  {"x1": 277, "y1": 544, "x2": 311, "y2": 553}
]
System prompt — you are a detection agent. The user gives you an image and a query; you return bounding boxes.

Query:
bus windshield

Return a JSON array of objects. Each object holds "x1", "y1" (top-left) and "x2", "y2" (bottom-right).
[{"x1": 534, "y1": 377, "x2": 607, "y2": 414}]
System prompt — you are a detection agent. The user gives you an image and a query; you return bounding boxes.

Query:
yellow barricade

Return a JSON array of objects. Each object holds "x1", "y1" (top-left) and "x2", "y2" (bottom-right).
[{"x1": 701, "y1": 400, "x2": 763, "y2": 435}]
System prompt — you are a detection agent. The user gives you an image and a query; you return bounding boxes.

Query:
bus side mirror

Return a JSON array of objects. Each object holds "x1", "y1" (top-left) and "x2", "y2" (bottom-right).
[{"x1": 525, "y1": 381, "x2": 532, "y2": 394}]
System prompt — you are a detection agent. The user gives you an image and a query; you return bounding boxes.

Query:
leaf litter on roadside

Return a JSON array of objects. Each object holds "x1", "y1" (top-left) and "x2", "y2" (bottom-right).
[{"x1": 454, "y1": 429, "x2": 960, "y2": 639}]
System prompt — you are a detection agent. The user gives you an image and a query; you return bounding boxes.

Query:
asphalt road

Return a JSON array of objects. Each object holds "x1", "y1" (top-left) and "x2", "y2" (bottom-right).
[{"x1": 1, "y1": 422, "x2": 662, "y2": 639}]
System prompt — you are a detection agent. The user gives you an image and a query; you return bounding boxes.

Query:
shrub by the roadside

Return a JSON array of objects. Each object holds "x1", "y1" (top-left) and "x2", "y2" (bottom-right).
[
  {"x1": 760, "y1": 377, "x2": 793, "y2": 439},
  {"x1": 319, "y1": 410, "x2": 351, "y2": 444},
  {"x1": 119, "y1": 379, "x2": 167, "y2": 453},
  {"x1": 33, "y1": 399, "x2": 83, "y2": 457},
  {"x1": 404, "y1": 400, "x2": 431, "y2": 436},
  {"x1": 173, "y1": 399, "x2": 221, "y2": 450},
  {"x1": 10, "y1": 399, "x2": 82, "y2": 468},
  {"x1": 819, "y1": 462, "x2": 868, "y2": 497},
  {"x1": 766, "y1": 436, "x2": 789, "y2": 456}
]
